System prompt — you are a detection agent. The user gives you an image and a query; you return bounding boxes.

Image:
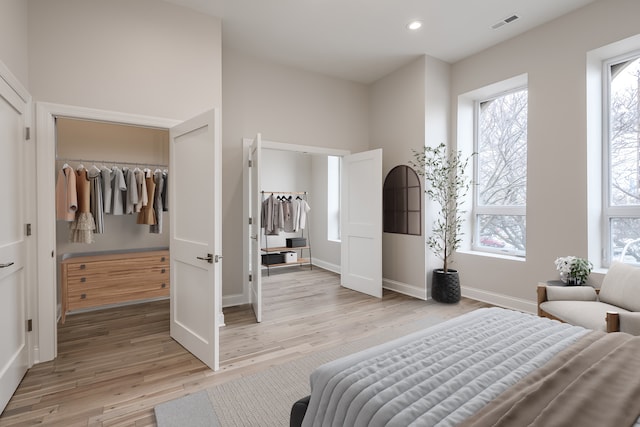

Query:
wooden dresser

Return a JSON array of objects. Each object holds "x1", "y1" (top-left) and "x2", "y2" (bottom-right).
[{"x1": 60, "y1": 249, "x2": 169, "y2": 323}]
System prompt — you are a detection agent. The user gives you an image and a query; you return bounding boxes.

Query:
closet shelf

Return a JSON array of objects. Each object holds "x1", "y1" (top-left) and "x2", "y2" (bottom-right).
[
  {"x1": 261, "y1": 246, "x2": 310, "y2": 252},
  {"x1": 261, "y1": 258, "x2": 310, "y2": 268}
]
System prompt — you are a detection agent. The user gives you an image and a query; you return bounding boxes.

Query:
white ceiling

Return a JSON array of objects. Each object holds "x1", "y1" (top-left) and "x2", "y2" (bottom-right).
[{"x1": 164, "y1": 0, "x2": 597, "y2": 84}]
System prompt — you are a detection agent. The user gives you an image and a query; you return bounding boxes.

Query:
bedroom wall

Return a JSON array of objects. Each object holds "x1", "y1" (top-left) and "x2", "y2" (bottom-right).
[
  {"x1": 221, "y1": 47, "x2": 370, "y2": 300},
  {"x1": 450, "y1": 0, "x2": 640, "y2": 311},
  {"x1": 369, "y1": 55, "x2": 451, "y2": 300},
  {"x1": 369, "y1": 57, "x2": 428, "y2": 299},
  {"x1": 0, "y1": 0, "x2": 29, "y2": 89},
  {"x1": 27, "y1": 0, "x2": 222, "y2": 120}
]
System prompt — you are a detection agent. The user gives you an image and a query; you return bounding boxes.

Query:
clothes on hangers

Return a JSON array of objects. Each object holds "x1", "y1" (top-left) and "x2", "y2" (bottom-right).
[
  {"x1": 137, "y1": 173, "x2": 157, "y2": 226},
  {"x1": 261, "y1": 193, "x2": 310, "y2": 234},
  {"x1": 122, "y1": 167, "x2": 139, "y2": 215},
  {"x1": 56, "y1": 160, "x2": 169, "y2": 240},
  {"x1": 88, "y1": 165, "x2": 104, "y2": 234},
  {"x1": 55, "y1": 164, "x2": 77, "y2": 221},
  {"x1": 261, "y1": 193, "x2": 284, "y2": 235},
  {"x1": 150, "y1": 170, "x2": 165, "y2": 234},
  {"x1": 69, "y1": 167, "x2": 96, "y2": 244},
  {"x1": 100, "y1": 166, "x2": 113, "y2": 214},
  {"x1": 134, "y1": 168, "x2": 147, "y2": 213},
  {"x1": 283, "y1": 198, "x2": 295, "y2": 232},
  {"x1": 296, "y1": 199, "x2": 311, "y2": 231},
  {"x1": 110, "y1": 166, "x2": 127, "y2": 215}
]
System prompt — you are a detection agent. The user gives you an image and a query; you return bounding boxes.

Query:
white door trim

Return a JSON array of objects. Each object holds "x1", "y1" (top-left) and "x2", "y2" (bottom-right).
[
  {"x1": 241, "y1": 138, "x2": 350, "y2": 307},
  {"x1": 35, "y1": 102, "x2": 179, "y2": 362}
]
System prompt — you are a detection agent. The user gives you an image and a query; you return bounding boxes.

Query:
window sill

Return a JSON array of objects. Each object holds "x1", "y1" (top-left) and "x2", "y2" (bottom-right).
[{"x1": 457, "y1": 249, "x2": 526, "y2": 263}]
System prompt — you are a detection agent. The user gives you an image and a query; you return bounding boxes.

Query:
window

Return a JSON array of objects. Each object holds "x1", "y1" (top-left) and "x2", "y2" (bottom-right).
[
  {"x1": 604, "y1": 53, "x2": 640, "y2": 265},
  {"x1": 383, "y1": 165, "x2": 421, "y2": 235},
  {"x1": 327, "y1": 155, "x2": 341, "y2": 241},
  {"x1": 474, "y1": 88, "x2": 528, "y2": 255}
]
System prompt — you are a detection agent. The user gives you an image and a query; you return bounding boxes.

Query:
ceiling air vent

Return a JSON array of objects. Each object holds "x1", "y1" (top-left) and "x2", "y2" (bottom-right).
[{"x1": 491, "y1": 14, "x2": 519, "y2": 29}]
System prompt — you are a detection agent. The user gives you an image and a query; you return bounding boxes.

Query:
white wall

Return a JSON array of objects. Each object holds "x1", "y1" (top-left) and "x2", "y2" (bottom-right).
[
  {"x1": 222, "y1": 48, "x2": 370, "y2": 298},
  {"x1": 310, "y1": 155, "x2": 341, "y2": 271},
  {"x1": 369, "y1": 56, "x2": 451, "y2": 300},
  {"x1": 451, "y1": 0, "x2": 640, "y2": 311},
  {"x1": 260, "y1": 149, "x2": 312, "y2": 249},
  {"x1": 0, "y1": 0, "x2": 29, "y2": 89},
  {"x1": 28, "y1": 0, "x2": 222, "y2": 120}
]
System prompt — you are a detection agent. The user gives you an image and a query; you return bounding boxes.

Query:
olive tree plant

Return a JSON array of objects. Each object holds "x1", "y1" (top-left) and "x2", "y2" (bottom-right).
[{"x1": 410, "y1": 143, "x2": 473, "y2": 273}]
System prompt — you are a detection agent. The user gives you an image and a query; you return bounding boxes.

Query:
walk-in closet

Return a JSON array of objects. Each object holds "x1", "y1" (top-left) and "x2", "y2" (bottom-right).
[{"x1": 54, "y1": 117, "x2": 170, "y2": 325}]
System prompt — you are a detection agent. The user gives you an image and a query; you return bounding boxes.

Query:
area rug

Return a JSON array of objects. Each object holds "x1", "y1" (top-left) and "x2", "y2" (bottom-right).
[
  {"x1": 155, "y1": 390, "x2": 220, "y2": 427},
  {"x1": 155, "y1": 315, "x2": 446, "y2": 427}
]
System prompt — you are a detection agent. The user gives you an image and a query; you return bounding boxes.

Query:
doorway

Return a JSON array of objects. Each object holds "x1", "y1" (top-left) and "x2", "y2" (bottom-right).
[
  {"x1": 243, "y1": 137, "x2": 383, "y2": 322},
  {"x1": 36, "y1": 103, "x2": 222, "y2": 371}
]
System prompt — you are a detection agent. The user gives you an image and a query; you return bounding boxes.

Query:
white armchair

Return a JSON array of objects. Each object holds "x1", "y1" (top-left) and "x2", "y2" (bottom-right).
[{"x1": 538, "y1": 261, "x2": 640, "y2": 335}]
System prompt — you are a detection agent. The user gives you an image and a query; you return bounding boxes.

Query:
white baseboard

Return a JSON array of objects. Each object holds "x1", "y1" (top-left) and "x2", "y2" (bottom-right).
[
  {"x1": 311, "y1": 259, "x2": 341, "y2": 275},
  {"x1": 461, "y1": 286, "x2": 537, "y2": 314},
  {"x1": 223, "y1": 293, "x2": 248, "y2": 308},
  {"x1": 383, "y1": 278, "x2": 427, "y2": 300}
]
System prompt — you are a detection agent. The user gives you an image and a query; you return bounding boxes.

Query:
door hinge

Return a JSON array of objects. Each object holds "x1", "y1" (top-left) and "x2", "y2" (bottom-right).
[
  {"x1": 27, "y1": 319, "x2": 33, "y2": 332},
  {"x1": 25, "y1": 223, "x2": 32, "y2": 236},
  {"x1": 248, "y1": 217, "x2": 253, "y2": 225},
  {"x1": 249, "y1": 274, "x2": 253, "y2": 282},
  {"x1": 248, "y1": 159, "x2": 253, "y2": 167},
  {"x1": 25, "y1": 127, "x2": 31, "y2": 141}
]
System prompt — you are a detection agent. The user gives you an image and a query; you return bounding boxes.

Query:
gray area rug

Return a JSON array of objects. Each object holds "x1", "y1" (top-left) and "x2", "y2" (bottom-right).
[
  {"x1": 155, "y1": 390, "x2": 220, "y2": 427},
  {"x1": 155, "y1": 315, "x2": 445, "y2": 427}
]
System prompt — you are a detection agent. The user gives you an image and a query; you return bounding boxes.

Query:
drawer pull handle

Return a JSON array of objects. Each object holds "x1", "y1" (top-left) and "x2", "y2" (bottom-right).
[
  {"x1": 80, "y1": 264, "x2": 86, "y2": 270},
  {"x1": 80, "y1": 293, "x2": 86, "y2": 299},
  {"x1": 161, "y1": 257, "x2": 166, "y2": 262},
  {"x1": 80, "y1": 277, "x2": 86, "y2": 283},
  {"x1": 161, "y1": 283, "x2": 166, "y2": 288},
  {"x1": 161, "y1": 268, "x2": 166, "y2": 274}
]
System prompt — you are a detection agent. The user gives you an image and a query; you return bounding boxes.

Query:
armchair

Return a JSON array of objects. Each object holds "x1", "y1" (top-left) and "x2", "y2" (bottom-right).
[{"x1": 538, "y1": 261, "x2": 640, "y2": 335}]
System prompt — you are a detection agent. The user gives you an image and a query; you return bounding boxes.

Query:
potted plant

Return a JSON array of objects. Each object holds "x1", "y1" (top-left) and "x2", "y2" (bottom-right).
[
  {"x1": 410, "y1": 143, "x2": 472, "y2": 303},
  {"x1": 554, "y1": 256, "x2": 593, "y2": 285}
]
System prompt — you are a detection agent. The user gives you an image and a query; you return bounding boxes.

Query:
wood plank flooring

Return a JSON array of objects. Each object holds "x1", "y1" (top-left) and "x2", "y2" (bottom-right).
[{"x1": 0, "y1": 267, "x2": 489, "y2": 426}]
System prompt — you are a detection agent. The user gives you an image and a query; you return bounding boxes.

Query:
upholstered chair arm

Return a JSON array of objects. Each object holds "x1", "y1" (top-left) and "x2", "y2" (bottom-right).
[
  {"x1": 545, "y1": 286, "x2": 598, "y2": 301},
  {"x1": 617, "y1": 312, "x2": 640, "y2": 335}
]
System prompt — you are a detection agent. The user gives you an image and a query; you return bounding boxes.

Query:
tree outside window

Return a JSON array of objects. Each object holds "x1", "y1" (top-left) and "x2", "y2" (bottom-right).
[
  {"x1": 475, "y1": 88, "x2": 528, "y2": 255},
  {"x1": 607, "y1": 55, "x2": 640, "y2": 264}
]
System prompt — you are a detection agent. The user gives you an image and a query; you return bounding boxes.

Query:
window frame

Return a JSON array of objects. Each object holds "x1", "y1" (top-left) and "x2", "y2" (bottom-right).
[
  {"x1": 471, "y1": 86, "x2": 528, "y2": 257},
  {"x1": 602, "y1": 50, "x2": 640, "y2": 266},
  {"x1": 383, "y1": 165, "x2": 422, "y2": 236}
]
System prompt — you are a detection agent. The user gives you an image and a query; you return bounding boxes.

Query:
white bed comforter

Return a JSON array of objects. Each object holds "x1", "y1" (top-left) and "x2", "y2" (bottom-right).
[{"x1": 301, "y1": 307, "x2": 590, "y2": 427}]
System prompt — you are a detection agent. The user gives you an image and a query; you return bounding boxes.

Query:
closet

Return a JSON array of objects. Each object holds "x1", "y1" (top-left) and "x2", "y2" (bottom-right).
[
  {"x1": 54, "y1": 117, "x2": 170, "y2": 321},
  {"x1": 260, "y1": 190, "x2": 312, "y2": 276}
]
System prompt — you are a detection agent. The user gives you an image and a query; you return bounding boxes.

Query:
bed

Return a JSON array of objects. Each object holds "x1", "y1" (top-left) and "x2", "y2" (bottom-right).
[{"x1": 291, "y1": 307, "x2": 640, "y2": 427}]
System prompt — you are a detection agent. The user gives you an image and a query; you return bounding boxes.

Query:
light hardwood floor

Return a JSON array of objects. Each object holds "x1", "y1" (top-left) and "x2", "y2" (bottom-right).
[{"x1": 0, "y1": 267, "x2": 489, "y2": 426}]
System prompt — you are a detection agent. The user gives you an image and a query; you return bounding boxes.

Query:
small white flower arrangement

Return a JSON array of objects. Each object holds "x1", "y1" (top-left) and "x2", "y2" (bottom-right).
[{"x1": 554, "y1": 256, "x2": 593, "y2": 285}]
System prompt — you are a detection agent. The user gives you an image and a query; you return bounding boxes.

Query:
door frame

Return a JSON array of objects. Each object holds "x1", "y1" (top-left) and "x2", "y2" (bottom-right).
[
  {"x1": 35, "y1": 102, "x2": 179, "y2": 362},
  {"x1": 241, "y1": 139, "x2": 349, "y2": 306}
]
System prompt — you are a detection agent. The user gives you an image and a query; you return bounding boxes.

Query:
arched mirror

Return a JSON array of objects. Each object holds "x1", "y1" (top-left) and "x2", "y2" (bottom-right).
[{"x1": 383, "y1": 165, "x2": 421, "y2": 235}]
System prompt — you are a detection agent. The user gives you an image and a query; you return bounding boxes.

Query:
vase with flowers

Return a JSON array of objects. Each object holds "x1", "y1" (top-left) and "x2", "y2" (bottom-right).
[{"x1": 554, "y1": 256, "x2": 593, "y2": 285}]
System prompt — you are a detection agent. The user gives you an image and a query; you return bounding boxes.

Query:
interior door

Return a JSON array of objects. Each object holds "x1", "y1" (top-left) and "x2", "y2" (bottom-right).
[
  {"x1": 169, "y1": 109, "x2": 222, "y2": 371},
  {"x1": 341, "y1": 149, "x2": 383, "y2": 298},
  {"x1": 0, "y1": 74, "x2": 29, "y2": 411},
  {"x1": 249, "y1": 134, "x2": 262, "y2": 322}
]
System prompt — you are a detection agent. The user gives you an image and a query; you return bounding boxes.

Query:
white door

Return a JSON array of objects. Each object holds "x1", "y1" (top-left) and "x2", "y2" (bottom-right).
[
  {"x1": 340, "y1": 149, "x2": 383, "y2": 298},
  {"x1": 169, "y1": 109, "x2": 222, "y2": 371},
  {"x1": 249, "y1": 134, "x2": 262, "y2": 322},
  {"x1": 0, "y1": 74, "x2": 29, "y2": 411}
]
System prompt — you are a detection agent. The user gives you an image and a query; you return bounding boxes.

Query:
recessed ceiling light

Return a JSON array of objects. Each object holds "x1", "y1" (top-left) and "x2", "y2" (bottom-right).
[{"x1": 407, "y1": 20, "x2": 423, "y2": 31}]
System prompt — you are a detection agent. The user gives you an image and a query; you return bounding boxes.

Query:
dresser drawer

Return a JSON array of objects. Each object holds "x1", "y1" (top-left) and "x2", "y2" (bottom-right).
[{"x1": 60, "y1": 250, "x2": 170, "y2": 322}]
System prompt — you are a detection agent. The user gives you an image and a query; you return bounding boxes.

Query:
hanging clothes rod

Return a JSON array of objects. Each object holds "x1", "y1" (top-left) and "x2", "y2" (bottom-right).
[
  {"x1": 261, "y1": 191, "x2": 308, "y2": 195},
  {"x1": 56, "y1": 158, "x2": 168, "y2": 168}
]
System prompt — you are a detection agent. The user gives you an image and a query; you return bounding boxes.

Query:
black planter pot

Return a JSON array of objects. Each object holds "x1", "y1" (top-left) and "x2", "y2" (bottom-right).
[{"x1": 432, "y1": 269, "x2": 461, "y2": 304}]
